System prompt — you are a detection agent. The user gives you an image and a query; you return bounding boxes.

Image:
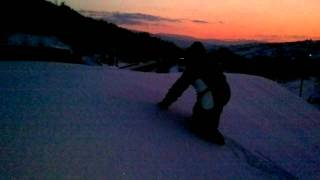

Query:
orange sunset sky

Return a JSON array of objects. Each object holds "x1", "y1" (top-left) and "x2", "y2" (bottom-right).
[{"x1": 51, "y1": 0, "x2": 320, "y2": 42}]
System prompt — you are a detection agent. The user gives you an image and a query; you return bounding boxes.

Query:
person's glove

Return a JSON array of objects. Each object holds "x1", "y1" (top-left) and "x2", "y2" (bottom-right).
[{"x1": 157, "y1": 101, "x2": 169, "y2": 110}]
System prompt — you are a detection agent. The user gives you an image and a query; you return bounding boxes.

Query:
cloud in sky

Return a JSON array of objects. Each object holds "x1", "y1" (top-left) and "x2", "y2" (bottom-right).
[
  {"x1": 81, "y1": 11, "x2": 182, "y2": 25},
  {"x1": 192, "y1": 20, "x2": 209, "y2": 24},
  {"x1": 80, "y1": 10, "x2": 227, "y2": 39},
  {"x1": 81, "y1": 11, "x2": 219, "y2": 26}
]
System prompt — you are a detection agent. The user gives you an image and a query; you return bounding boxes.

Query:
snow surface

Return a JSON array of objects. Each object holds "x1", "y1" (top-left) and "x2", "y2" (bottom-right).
[{"x1": 1, "y1": 61, "x2": 320, "y2": 179}]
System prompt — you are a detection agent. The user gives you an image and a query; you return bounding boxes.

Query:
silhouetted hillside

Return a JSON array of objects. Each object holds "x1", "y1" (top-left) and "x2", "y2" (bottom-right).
[
  {"x1": 208, "y1": 40, "x2": 320, "y2": 80},
  {"x1": 0, "y1": 0, "x2": 182, "y2": 63}
]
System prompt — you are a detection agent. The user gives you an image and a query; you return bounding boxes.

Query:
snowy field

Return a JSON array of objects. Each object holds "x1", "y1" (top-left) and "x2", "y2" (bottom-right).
[{"x1": 1, "y1": 61, "x2": 320, "y2": 179}]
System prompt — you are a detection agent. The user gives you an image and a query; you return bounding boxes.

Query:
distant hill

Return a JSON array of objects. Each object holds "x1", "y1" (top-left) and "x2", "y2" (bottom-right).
[
  {"x1": 156, "y1": 33, "x2": 260, "y2": 49},
  {"x1": 0, "y1": 0, "x2": 182, "y2": 63},
  {"x1": 221, "y1": 40, "x2": 320, "y2": 79},
  {"x1": 230, "y1": 40, "x2": 320, "y2": 59}
]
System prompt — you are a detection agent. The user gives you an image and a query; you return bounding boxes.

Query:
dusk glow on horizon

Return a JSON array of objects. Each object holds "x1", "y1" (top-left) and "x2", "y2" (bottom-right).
[{"x1": 52, "y1": 0, "x2": 320, "y2": 42}]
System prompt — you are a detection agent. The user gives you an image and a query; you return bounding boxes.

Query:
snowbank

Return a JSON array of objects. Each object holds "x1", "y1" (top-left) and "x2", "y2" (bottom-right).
[{"x1": 1, "y1": 61, "x2": 319, "y2": 179}]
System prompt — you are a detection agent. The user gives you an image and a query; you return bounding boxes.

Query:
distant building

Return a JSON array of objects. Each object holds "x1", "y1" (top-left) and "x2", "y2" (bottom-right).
[
  {"x1": 7, "y1": 33, "x2": 72, "y2": 52},
  {"x1": 1, "y1": 33, "x2": 77, "y2": 63}
]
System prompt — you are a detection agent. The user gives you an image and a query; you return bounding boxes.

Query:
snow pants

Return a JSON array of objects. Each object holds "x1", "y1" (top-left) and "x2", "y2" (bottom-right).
[{"x1": 192, "y1": 86, "x2": 231, "y2": 130}]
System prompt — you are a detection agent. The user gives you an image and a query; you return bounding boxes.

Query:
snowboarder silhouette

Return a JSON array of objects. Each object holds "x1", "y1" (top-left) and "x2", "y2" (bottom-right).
[{"x1": 158, "y1": 42, "x2": 231, "y2": 145}]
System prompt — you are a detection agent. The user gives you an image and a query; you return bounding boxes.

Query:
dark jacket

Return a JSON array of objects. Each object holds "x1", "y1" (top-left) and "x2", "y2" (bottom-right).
[{"x1": 161, "y1": 60, "x2": 230, "y2": 109}]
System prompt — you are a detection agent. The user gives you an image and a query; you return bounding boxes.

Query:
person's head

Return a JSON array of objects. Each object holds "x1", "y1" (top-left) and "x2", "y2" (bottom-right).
[{"x1": 185, "y1": 41, "x2": 207, "y2": 67}]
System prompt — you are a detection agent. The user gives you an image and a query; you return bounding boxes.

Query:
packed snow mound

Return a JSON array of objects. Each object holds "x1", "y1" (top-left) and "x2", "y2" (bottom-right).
[{"x1": 1, "y1": 61, "x2": 320, "y2": 179}]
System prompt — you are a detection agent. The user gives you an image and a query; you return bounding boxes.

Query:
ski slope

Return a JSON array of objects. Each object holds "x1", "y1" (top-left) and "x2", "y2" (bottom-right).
[{"x1": 1, "y1": 61, "x2": 320, "y2": 179}]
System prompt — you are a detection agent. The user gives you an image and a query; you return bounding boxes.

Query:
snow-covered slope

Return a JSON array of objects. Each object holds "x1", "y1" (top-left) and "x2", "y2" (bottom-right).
[{"x1": 1, "y1": 61, "x2": 320, "y2": 179}]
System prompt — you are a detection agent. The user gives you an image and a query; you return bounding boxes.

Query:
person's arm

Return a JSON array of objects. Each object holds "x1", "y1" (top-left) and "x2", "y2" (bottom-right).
[{"x1": 158, "y1": 71, "x2": 193, "y2": 109}]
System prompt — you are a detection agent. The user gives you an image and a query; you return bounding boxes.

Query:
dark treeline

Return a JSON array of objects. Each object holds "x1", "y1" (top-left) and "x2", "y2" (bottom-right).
[{"x1": 0, "y1": 0, "x2": 182, "y2": 64}]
